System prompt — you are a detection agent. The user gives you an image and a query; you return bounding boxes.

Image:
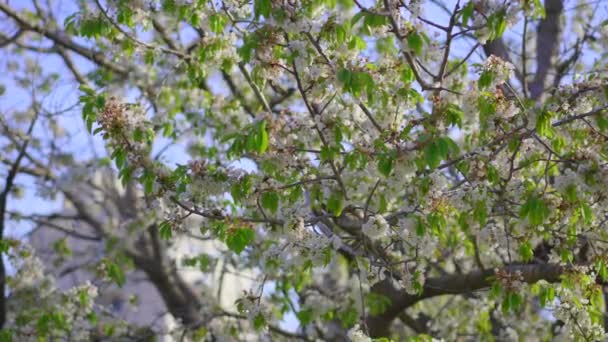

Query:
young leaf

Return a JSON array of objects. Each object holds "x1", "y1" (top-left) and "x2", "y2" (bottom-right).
[
  {"x1": 261, "y1": 191, "x2": 279, "y2": 214},
  {"x1": 254, "y1": 0, "x2": 271, "y2": 19},
  {"x1": 106, "y1": 261, "x2": 126, "y2": 287},
  {"x1": 478, "y1": 70, "x2": 493, "y2": 90},
  {"x1": 407, "y1": 31, "x2": 423, "y2": 55},
  {"x1": 209, "y1": 14, "x2": 226, "y2": 34},
  {"x1": 256, "y1": 120, "x2": 269, "y2": 154},
  {"x1": 424, "y1": 141, "x2": 441, "y2": 169},
  {"x1": 327, "y1": 191, "x2": 344, "y2": 216},
  {"x1": 226, "y1": 227, "x2": 255, "y2": 254},
  {"x1": 377, "y1": 152, "x2": 395, "y2": 177},
  {"x1": 518, "y1": 241, "x2": 534, "y2": 262},
  {"x1": 159, "y1": 221, "x2": 173, "y2": 240},
  {"x1": 539, "y1": 286, "x2": 555, "y2": 307},
  {"x1": 519, "y1": 195, "x2": 550, "y2": 226},
  {"x1": 461, "y1": 1, "x2": 475, "y2": 26}
]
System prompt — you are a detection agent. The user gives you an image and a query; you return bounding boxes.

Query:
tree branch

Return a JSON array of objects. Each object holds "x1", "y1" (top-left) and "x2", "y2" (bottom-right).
[
  {"x1": 529, "y1": 0, "x2": 564, "y2": 100},
  {"x1": 0, "y1": 111, "x2": 39, "y2": 328},
  {"x1": 0, "y1": 2, "x2": 128, "y2": 75},
  {"x1": 366, "y1": 262, "x2": 569, "y2": 337}
]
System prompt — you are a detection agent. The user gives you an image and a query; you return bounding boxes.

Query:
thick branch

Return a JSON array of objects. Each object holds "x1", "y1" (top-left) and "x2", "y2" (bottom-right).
[
  {"x1": 129, "y1": 252, "x2": 203, "y2": 328},
  {"x1": 366, "y1": 263, "x2": 567, "y2": 337},
  {"x1": 529, "y1": 0, "x2": 564, "y2": 100}
]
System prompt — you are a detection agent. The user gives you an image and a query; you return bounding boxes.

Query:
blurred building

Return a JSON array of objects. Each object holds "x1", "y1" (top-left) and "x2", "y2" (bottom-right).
[{"x1": 28, "y1": 168, "x2": 253, "y2": 340}]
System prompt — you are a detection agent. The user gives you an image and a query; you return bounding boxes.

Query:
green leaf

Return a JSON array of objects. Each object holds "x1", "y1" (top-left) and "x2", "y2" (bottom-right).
[
  {"x1": 487, "y1": 165, "x2": 500, "y2": 185},
  {"x1": 487, "y1": 10, "x2": 508, "y2": 40},
  {"x1": 590, "y1": 287, "x2": 604, "y2": 311},
  {"x1": 366, "y1": 293, "x2": 392, "y2": 315},
  {"x1": 144, "y1": 50, "x2": 155, "y2": 65},
  {"x1": 407, "y1": 31, "x2": 423, "y2": 55},
  {"x1": 532, "y1": 0, "x2": 546, "y2": 18},
  {"x1": 473, "y1": 201, "x2": 487, "y2": 226},
  {"x1": 117, "y1": 7, "x2": 135, "y2": 27},
  {"x1": 118, "y1": 167, "x2": 133, "y2": 187},
  {"x1": 436, "y1": 137, "x2": 450, "y2": 157},
  {"x1": 257, "y1": 121, "x2": 269, "y2": 153},
  {"x1": 596, "y1": 114, "x2": 608, "y2": 131},
  {"x1": 476, "y1": 311, "x2": 492, "y2": 335},
  {"x1": 79, "y1": 84, "x2": 96, "y2": 96},
  {"x1": 226, "y1": 227, "x2": 255, "y2": 254},
  {"x1": 337, "y1": 0, "x2": 354, "y2": 9},
  {"x1": 424, "y1": 142, "x2": 441, "y2": 169},
  {"x1": 53, "y1": 238, "x2": 72, "y2": 257},
  {"x1": 335, "y1": 24, "x2": 347, "y2": 43},
  {"x1": 350, "y1": 71, "x2": 374, "y2": 98},
  {"x1": 348, "y1": 36, "x2": 366, "y2": 50},
  {"x1": 536, "y1": 110, "x2": 554, "y2": 138},
  {"x1": 106, "y1": 261, "x2": 126, "y2": 287},
  {"x1": 296, "y1": 309, "x2": 314, "y2": 325},
  {"x1": 327, "y1": 191, "x2": 344, "y2": 216},
  {"x1": 518, "y1": 241, "x2": 534, "y2": 262},
  {"x1": 539, "y1": 286, "x2": 555, "y2": 307},
  {"x1": 461, "y1": 1, "x2": 475, "y2": 26},
  {"x1": 401, "y1": 65, "x2": 415, "y2": 83},
  {"x1": 376, "y1": 36, "x2": 397, "y2": 56},
  {"x1": 478, "y1": 70, "x2": 493, "y2": 90},
  {"x1": 320, "y1": 145, "x2": 338, "y2": 162},
  {"x1": 377, "y1": 152, "x2": 395, "y2": 177},
  {"x1": 0, "y1": 329, "x2": 12, "y2": 342},
  {"x1": 64, "y1": 12, "x2": 79, "y2": 31},
  {"x1": 596, "y1": 260, "x2": 608, "y2": 281},
  {"x1": 253, "y1": 313, "x2": 266, "y2": 330},
  {"x1": 80, "y1": 16, "x2": 110, "y2": 39},
  {"x1": 231, "y1": 175, "x2": 252, "y2": 203},
  {"x1": 209, "y1": 14, "x2": 226, "y2": 34},
  {"x1": 560, "y1": 249, "x2": 573, "y2": 263},
  {"x1": 519, "y1": 195, "x2": 550, "y2": 226},
  {"x1": 579, "y1": 202, "x2": 593, "y2": 225},
  {"x1": 445, "y1": 104, "x2": 464, "y2": 127},
  {"x1": 260, "y1": 191, "x2": 279, "y2": 214},
  {"x1": 477, "y1": 93, "x2": 496, "y2": 122},
  {"x1": 254, "y1": 0, "x2": 272, "y2": 19},
  {"x1": 159, "y1": 221, "x2": 173, "y2": 240},
  {"x1": 338, "y1": 307, "x2": 359, "y2": 327},
  {"x1": 502, "y1": 291, "x2": 522, "y2": 314},
  {"x1": 238, "y1": 36, "x2": 258, "y2": 63},
  {"x1": 333, "y1": 124, "x2": 344, "y2": 144},
  {"x1": 139, "y1": 170, "x2": 155, "y2": 195},
  {"x1": 245, "y1": 121, "x2": 269, "y2": 154},
  {"x1": 362, "y1": 13, "x2": 387, "y2": 34},
  {"x1": 337, "y1": 68, "x2": 352, "y2": 87},
  {"x1": 162, "y1": 122, "x2": 174, "y2": 137},
  {"x1": 113, "y1": 148, "x2": 126, "y2": 169},
  {"x1": 162, "y1": 0, "x2": 176, "y2": 12}
]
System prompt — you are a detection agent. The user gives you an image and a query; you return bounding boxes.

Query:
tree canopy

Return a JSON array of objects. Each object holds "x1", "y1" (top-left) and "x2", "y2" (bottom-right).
[{"x1": 1, "y1": 0, "x2": 608, "y2": 341}]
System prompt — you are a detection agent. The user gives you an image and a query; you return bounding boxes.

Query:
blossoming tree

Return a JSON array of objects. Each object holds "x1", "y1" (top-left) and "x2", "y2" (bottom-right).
[{"x1": 1, "y1": 0, "x2": 608, "y2": 340}]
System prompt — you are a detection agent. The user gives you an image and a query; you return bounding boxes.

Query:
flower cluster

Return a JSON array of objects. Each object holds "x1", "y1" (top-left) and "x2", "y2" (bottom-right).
[
  {"x1": 347, "y1": 324, "x2": 372, "y2": 342},
  {"x1": 481, "y1": 55, "x2": 515, "y2": 87},
  {"x1": 98, "y1": 97, "x2": 146, "y2": 137},
  {"x1": 362, "y1": 215, "x2": 390, "y2": 240}
]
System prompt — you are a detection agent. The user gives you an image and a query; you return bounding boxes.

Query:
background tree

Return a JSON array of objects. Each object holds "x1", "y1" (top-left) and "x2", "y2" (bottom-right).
[{"x1": 1, "y1": 0, "x2": 608, "y2": 340}]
